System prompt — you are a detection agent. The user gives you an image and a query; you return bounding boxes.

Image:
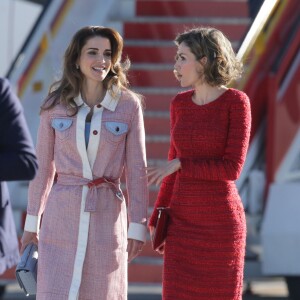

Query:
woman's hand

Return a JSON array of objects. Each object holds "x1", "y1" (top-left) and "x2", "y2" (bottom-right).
[
  {"x1": 147, "y1": 158, "x2": 181, "y2": 186},
  {"x1": 156, "y1": 244, "x2": 165, "y2": 255},
  {"x1": 20, "y1": 231, "x2": 38, "y2": 254},
  {"x1": 127, "y1": 239, "x2": 144, "y2": 263}
]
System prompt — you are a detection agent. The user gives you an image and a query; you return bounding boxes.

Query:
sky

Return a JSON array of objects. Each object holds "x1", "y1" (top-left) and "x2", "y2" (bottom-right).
[{"x1": 0, "y1": 0, "x2": 42, "y2": 76}]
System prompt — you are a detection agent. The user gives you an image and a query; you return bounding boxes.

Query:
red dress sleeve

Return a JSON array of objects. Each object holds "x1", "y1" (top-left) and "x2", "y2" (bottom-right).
[
  {"x1": 180, "y1": 93, "x2": 251, "y2": 181},
  {"x1": 148, "y1": 100, "x2": 177, "y2": 227}
]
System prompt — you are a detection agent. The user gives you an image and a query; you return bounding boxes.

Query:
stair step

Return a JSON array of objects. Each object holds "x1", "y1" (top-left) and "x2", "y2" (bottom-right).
[
  {"x1": 124, "y1": 16, "x2": 250, "y2": 25},
  {"x1": 139, "y1": 240, "x2": 162, "y2": 257},
  {"x1": 130, "y1": 69, "x2": 178, "y2": 88},
  {"x1": 125, "y1": 41, "x2": 240, "y2": 63},
  {"x1": 136, "y1": 0, "x2": 249, "y2": 18},
  {"x1": 128, "y1": 283, "x2": 162, "y2": 294},
  {"x1": 125, "y1": 45, "x2": 176, "y2": 63},
  {"x1": 128, "y1": 263, "x2": 163, "y2": 283},
  {"x1": 146, "y1": 140, "x2": 169, "y2": 159},
  {"x1": 144, "y1": 111, "x2": 169, "y2": 118},
  {"x1": 126, "y1": 39, "x2": 239, "y2": 47},
  {"x1": 124, "y1": 22, "x2": 248, "y2": 40},
  {"x1": 146, "y1": 135, "x2": 170, "y2": 143},
  {"x1": 131, "y1": 63, "x2": 174, "y2": 70},
  {"x1": 132, "y1": 256, "x2": 163, "y2": 266},
  {"x1": 145, "y1": 118, "x2": 170, "y2": 135},
  {"x1": 143, "y1": 94, "x2": 173, "y2": 111},
  {"x1": 129, "y1": 255, "x2": 163, "y2": 279},
  {"x1": 135, "y1": 87, "x2": 182, "y2": 95},
  {"x1": 126, "y1": 40, "x2": 173, "y2": 46},
  {"x1": 147, "y1": 159, "x2": 167, "y2": 166},
  {"x1": 144, "y1": 111, "x2": 170, "y2": 135},
  {"x1": 128, "y1": 237, "x2": 164, "y2": 283},
  {"x1": 149, "y1": 189, "x2": 159, "y2": 206}
]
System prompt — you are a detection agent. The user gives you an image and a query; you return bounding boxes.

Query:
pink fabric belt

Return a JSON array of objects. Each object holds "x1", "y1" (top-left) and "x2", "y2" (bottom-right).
[{"x1": 57, "y1": 174, "x2": 121, "y2": 212}]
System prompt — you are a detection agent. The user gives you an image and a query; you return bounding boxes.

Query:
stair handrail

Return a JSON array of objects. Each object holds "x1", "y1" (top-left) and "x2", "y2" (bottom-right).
[
  {"x1": 237, "y1": 0, "x2": 281, "y2": 61},
  {"x1": 235, "y1": 0, "x2": 289, "y2": 91}
]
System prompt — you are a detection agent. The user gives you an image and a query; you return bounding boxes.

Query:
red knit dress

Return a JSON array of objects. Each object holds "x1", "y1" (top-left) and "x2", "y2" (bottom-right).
[{"x1": 149, "y1": 88, "x2": 251, "y2": 300}]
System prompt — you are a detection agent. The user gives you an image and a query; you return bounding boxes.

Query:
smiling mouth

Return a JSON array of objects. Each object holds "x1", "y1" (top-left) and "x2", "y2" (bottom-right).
[{"x1": 92, "y1": 67, "x2": 105, "y2": 72}]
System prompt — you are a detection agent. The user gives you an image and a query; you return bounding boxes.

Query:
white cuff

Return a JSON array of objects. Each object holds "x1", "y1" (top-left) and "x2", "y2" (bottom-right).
[
  {"x1": 24, "y1": 214, "x2": 41, "y2": 233},
  {"x1": 127, "y1": 222, "x2": 147, "y2": 243}
]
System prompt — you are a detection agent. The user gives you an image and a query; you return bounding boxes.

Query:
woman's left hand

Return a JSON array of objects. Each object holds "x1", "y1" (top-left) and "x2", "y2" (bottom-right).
[
  {"x1": 147, "y1": 158, "x2": 181, "y2": 186},
  {"x1": 127, "y1": 239, "x2": 144, "y2": 262}
]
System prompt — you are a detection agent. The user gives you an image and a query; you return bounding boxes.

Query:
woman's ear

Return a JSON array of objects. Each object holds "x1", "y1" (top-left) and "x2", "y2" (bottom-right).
[
  {"x1": 196, "y1": 56, "x2": 207, "y2": 73},
  {"x1": 199, "y1": 56, "x2": 207, "y2": 65}
]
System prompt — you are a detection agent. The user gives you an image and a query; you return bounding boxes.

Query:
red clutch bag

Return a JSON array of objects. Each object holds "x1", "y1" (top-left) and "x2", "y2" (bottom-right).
[{"x1": 152, "y1": 207, "x2": 170, "y2": 251}]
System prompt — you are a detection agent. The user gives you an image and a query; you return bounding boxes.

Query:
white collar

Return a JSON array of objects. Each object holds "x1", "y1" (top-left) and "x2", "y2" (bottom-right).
[{"x1": 74, "y1": 86, "x2": 121, "y2": 111}]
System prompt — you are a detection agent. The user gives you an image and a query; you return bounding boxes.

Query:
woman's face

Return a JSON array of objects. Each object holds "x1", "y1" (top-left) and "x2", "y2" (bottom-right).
[
  {"x1": 174, "y1": 42, "x2": 203, "y2": 88},
  {"x1": 77, "y1": 36, "x2": 112, "y2": 84}
]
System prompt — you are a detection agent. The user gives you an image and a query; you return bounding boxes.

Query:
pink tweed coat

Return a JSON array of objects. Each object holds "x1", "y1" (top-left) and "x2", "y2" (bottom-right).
[{"x1": 24, "y1": 88, "x2": 149, "y2": 300}]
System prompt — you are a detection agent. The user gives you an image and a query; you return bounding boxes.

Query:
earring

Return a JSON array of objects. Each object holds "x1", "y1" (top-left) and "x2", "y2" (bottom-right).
[{"x1": 75, "y1": 64, "x2": 79, "y2": 69}]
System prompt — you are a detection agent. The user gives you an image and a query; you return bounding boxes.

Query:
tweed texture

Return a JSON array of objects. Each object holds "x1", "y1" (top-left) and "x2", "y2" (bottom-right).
[
  {"x1": 149, "y1": 88, "x2": 251, "y2": 300},
  {"x1": 27, "y1": 90, "x2": 148, "y2": 299}
]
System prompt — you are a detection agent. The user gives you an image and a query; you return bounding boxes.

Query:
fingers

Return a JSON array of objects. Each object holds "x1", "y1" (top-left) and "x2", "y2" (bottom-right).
[
  {"x1": 145, "y1": 166, "x2": 157, "y2": 172},
  {"x1": 145, "y1": 167, "x2": 163, "y2": 186},
  {"x1": 145, "y1": 168, "x2": 160, "y2": 179},
  {"x1": 146, "y1": 161, "x2": 177, "y2": 186},
  {"x1": 127, "y1": 239, "x2": 144, "y2": 263},
  {"x1": 145, "y1": 167, "x2": 160, "y2": 177},
  {"x1": 147, "y1": 173, "x2": 163, "y2": 186},
  {"x1": 20, "y1": 243, "x2": 27, "y2": 254},
  {"x1": 20, "y1": 231, "x2": 38, "y2": 254},
  {"x1": 156, "y1": 244, "x2": 165, "y2": 255},
  {"x1": 147, "y1": 167, "x2": 166, "y2": 186}
]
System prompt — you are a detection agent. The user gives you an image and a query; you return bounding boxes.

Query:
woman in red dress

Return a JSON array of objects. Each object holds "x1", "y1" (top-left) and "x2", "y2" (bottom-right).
[{"x1": 148, "y1": 27, "x2": 251, "y2": 300}]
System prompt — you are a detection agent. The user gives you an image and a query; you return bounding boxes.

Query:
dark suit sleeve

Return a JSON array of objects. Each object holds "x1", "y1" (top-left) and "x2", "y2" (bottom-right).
[{"x1": 0, "y1": 78, "x2": 38, "y2": 181}]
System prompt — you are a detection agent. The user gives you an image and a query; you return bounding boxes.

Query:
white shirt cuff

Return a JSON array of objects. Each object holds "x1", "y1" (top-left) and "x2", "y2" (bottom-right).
[
  {"x1": 24, "y1": 214, "x2": 41, "y2": 233},
  {"x1": 127, "y1": 222, "x2": 147, "y2": 243}
]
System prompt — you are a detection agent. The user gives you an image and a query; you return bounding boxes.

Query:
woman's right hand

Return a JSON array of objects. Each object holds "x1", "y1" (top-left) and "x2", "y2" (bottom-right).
[
  {"x1": 146, "y1": 158, "x2": 181, "y2": 186},
  {"x1": 20, "y1": 231, "x2": 38, "y2": 254}
]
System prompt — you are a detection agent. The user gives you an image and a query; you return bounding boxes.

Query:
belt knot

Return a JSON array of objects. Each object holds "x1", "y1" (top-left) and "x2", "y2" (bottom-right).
[{"x1": 57, "y1": 174, "x2": 122, "y2": 212}]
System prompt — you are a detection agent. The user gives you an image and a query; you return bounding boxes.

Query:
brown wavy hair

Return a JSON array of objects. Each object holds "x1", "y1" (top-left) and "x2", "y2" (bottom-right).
[
  {"x1": 175, "y1": 27, "x2": 243, "y2": 86},
  {"x1": 42, "y1": 26, "x2": 137, "y2": 113}
]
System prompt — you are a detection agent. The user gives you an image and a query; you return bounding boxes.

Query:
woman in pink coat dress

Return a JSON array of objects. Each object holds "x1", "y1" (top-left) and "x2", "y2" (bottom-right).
[{"x1": 20, "y1": 26, "x2": 148, "y2": 300}]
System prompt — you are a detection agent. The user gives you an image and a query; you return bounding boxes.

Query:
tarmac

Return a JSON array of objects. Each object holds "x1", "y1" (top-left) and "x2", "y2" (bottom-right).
[{"x1": 0, "y1": 277, "x2": 290, "y2": 300}]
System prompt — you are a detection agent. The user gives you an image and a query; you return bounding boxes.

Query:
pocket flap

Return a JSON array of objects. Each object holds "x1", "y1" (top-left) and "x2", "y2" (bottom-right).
[
  {"x1": 51, "y1": 118, "x2": 72, "y2": 131},
  {"x1": 105, "y1": 122, "x2": 128, "y2": 136}
]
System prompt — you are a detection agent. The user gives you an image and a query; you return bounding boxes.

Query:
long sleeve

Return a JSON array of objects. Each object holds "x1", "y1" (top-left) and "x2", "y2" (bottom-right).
[
  {"x1": 180, "y1": 94, "x2": 251, "y2": 181},
  {"x1": 24, "y1": 109, "x2": 56, "y2": 233},
  {"x1": 125, "y1": 101, "x2": 149, "y2": 242},
  {"x1": 0, "y1": 78, "x2": 38, "y2": 181},
  {"x1": 148, "y1": 100, "x2": 177, "y2": 227}
]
